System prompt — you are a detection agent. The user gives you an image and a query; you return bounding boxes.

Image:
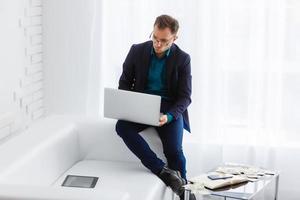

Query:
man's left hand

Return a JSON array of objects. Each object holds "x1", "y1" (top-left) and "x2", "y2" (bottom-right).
[{"x1": 159, "y1": 115, "x2": 168, "y2": 126}]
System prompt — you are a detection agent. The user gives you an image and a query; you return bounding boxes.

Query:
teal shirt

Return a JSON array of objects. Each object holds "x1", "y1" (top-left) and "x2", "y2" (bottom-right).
[{"x1": 145, "y1": 48, "x2": 173, "y2": 123}]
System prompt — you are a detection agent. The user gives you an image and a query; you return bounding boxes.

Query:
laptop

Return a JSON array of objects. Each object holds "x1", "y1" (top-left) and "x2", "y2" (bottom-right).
[{"x1": 104, "y1": 88, "x2": 162, "y2": 126}]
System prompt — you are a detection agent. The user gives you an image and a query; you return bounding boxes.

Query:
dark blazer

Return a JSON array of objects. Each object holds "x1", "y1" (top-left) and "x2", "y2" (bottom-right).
[{"x1": 118, "y1": 41, "x2": 192, "y2": 132}]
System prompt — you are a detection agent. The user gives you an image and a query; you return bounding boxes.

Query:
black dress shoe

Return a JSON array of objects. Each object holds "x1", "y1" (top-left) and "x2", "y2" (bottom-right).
[{"x1": 158, "y1": 166, "x2": 186, "y2": 195}]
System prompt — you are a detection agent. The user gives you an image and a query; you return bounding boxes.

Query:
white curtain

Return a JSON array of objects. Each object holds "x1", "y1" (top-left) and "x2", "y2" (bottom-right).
[{"x1": 87, "y1": 0, "x2": 300, "y2": 199}]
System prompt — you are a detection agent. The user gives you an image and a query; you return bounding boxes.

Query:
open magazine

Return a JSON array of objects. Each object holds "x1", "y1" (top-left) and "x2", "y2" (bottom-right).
[{"x1": 190, "y1": 172, "x2": 248, "y2": 190}]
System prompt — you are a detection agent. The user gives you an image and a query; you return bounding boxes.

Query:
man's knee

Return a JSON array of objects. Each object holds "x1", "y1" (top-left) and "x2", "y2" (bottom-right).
[
  {"x1": 115, "y1": 120, "x2": 126, "y2": 137},
  {"x1": 115, "y1": 120, "x2": 138, "y2": 138}
]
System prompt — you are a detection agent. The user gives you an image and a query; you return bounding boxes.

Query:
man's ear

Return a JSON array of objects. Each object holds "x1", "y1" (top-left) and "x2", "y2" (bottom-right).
[{"x1": 174, "y1": 35, "x2": 178, "y2": 41}]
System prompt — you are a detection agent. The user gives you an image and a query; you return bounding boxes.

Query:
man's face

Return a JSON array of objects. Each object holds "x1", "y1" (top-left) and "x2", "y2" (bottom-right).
[{"x1": 152, "y1": 25, "x2": 177, "y2": 55}]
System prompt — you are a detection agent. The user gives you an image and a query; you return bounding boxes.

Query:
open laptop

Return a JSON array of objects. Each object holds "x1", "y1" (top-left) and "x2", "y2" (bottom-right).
[{"x1": 104, "y1": 88, "x2": 162, "y2": 126}]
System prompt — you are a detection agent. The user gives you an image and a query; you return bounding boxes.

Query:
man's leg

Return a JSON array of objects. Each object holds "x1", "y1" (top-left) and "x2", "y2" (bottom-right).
[
  {"x1": 156, "y1": 115, "x2": 196, "y2": 200},
  {"x1": 116, "y1": 120, "x2": 186, "y2": 196},
  {"x1": 115, "y1": 120, "x2": 165, "y2": 175},
  {"x1": 156, "y1": 114, "x2": 187, "y2": 180}
]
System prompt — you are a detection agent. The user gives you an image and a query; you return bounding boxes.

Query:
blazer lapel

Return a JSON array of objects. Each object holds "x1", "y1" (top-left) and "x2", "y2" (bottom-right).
[
  {"x1": 141, "y1": 41, "x2": 152, "y2": 89},
  {"x1": 166, "y1": 44, "x2": 176, "y2": 91}
]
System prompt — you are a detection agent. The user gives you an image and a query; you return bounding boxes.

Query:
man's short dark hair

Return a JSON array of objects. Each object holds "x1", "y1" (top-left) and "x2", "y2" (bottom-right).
[{"x1": 154, "y1": 15, "x2": 179, "y2": 35}]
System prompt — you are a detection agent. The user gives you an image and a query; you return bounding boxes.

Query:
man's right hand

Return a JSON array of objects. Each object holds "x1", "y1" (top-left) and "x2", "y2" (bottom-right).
[{"x1": 159, "y1": 114, "x2": 168, "y2": 126}]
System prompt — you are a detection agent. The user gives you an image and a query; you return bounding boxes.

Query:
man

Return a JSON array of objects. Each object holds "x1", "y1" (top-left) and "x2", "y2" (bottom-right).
[{"x1": 115, "y1": 15, "x2": 193, "y2": 199}]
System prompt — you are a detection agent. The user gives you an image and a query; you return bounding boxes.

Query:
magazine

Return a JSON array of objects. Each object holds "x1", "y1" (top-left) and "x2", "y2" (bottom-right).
[{"x1": 190, "y1": 173, "x2": 248, "y2": 190}]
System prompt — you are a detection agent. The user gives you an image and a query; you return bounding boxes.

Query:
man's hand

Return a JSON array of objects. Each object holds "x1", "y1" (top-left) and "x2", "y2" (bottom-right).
[{"x1": 159, "y1": 114, "x2": 168, "y2": 126}]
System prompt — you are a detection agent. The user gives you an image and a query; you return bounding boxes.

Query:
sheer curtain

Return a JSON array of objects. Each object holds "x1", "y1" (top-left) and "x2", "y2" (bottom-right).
[{"x1": 88, "y1": 0, "x2": 300, "y2": 199}]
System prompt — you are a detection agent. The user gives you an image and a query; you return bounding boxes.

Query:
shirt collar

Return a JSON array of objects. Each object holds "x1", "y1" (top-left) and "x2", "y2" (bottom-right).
[{"x1": 151, "y1": 47, "x2": 171, "y2": 58}]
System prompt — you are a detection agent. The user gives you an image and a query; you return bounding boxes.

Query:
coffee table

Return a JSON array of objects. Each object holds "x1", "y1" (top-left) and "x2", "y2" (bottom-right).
[{"x1": 184, "y1": 173, "x2": 279, "y2": 200}]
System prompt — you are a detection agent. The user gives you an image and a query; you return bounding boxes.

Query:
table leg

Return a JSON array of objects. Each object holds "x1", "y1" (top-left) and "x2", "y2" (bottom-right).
[
  {"x1": 275, "y1": 175, "x2": 279, "y2": 200},
  {"x1": 184, "y1": 189, "x2": 191, "y2": 200}
]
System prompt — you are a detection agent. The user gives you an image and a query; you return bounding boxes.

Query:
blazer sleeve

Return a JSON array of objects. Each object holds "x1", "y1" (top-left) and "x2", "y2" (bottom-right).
[
  {"x1": 118, "y1": 45, "x2": 136, "y2": 90},
  {"x1": 168, "y1": 54, "x2": 192, "y2": 119}
]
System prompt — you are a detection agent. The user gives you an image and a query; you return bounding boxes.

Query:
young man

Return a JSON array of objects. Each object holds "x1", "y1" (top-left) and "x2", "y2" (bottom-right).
[{"x1": 115, "y1": 15, "x2": 193, "y2": 199}]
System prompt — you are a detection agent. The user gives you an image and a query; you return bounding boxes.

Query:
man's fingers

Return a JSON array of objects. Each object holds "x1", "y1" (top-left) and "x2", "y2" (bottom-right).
[{"x1": 158, "y1": 115, "x2": 168, "y2": 126}]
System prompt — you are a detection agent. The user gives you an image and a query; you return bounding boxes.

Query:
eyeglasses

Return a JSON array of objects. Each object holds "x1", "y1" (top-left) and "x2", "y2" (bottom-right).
[{"x1": 149, "y1": 32, "x2": 174, "y2": 47}]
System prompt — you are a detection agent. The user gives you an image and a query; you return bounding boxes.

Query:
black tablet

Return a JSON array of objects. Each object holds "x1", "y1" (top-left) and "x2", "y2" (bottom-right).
[{"x1": 62, "y1": 175, "x2": 98, "y2": 188}]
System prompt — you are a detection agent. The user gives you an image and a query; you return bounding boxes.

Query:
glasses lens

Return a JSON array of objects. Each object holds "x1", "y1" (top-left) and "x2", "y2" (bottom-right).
[{"x1": 152, "y1": 37, "x2": 168, "y2": 46}]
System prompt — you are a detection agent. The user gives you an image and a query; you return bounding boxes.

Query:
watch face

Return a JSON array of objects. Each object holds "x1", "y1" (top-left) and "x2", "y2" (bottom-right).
[{"x1": 62, "y1": 175, "x2": 99, "y2": 188}]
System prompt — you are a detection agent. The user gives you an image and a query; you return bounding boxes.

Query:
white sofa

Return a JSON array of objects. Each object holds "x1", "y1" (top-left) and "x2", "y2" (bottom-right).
[{"x1": 0, "y1": 115, "x2": 222, "y2": 200}]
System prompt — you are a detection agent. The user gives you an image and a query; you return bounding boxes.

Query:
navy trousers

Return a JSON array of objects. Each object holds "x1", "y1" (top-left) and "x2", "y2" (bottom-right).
[{"x1": 115, "y1": 114, "x2": 187, "y2": 179}]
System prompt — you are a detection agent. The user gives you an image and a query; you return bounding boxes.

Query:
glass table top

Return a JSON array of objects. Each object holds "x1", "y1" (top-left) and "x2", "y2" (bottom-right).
[{"x1": 210, "y1": 174, "x2": 278, "y2": 199}]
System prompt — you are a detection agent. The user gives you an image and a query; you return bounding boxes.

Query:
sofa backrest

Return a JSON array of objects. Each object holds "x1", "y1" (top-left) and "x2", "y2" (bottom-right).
[
  {"x1": 75, "y1": 118, "x2": 167, "y2": 163},
  {"x1": 0, "y1": 116, "x2": 81, "y2": 186}
]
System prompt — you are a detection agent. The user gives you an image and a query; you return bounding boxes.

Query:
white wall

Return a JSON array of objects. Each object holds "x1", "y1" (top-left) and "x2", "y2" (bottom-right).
[
  {"x1": 43, "y1": 0, "x2": 102, "y2": 117},
  {"x1": 0, "y1": 0, "x2": 44, "y2": 142}
]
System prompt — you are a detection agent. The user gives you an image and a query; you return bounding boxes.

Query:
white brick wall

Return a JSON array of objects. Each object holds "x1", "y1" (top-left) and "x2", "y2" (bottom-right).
[
  {"x1": 0, "y1": 0, "x2": 44, "y2": 142},
  {"x1": 0, "y1": 113, "x2": 15, "y2": 140}
]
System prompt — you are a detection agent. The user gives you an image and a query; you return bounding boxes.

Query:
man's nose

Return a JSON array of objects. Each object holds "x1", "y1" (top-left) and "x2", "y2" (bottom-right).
[{"x1": 155, "y1": 41, "x2": 162, "y2": 47}]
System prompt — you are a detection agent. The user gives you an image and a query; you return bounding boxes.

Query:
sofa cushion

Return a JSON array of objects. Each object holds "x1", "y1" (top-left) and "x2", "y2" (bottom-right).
[{"x1": 52, "y1": 160, "x2": 173, "y2": 200}]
